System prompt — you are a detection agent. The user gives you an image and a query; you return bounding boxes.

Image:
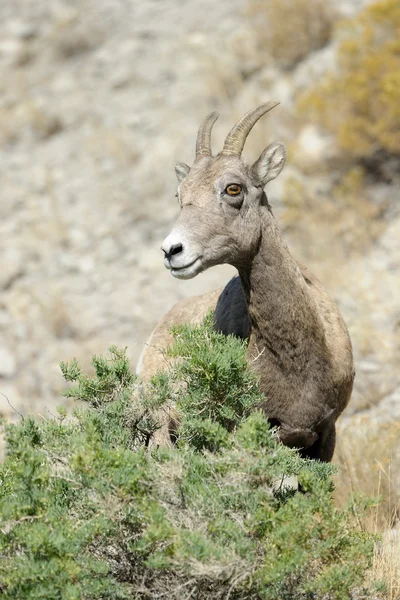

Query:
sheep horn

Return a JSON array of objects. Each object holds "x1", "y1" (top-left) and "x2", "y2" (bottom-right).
[
  {"x1": 195, "y1": 111, "x2": 219, "y2": 159},
  {"x1": 221, "y1": 102, "x2": 280, "y2": 156}
]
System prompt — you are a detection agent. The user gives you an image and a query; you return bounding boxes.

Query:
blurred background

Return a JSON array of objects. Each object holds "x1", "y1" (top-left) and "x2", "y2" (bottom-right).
[{"x1": 0, "y1": 0, "x2": 399, "y2": 535}]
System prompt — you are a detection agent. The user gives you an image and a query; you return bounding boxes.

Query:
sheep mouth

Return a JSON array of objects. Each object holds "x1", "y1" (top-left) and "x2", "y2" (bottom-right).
[{"x1": 170, "y1": 256, "x2": 203, "y2": 279}]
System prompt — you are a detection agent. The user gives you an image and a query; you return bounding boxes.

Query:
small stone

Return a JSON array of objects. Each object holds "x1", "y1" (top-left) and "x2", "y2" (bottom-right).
[
  {"x1": 0, "y1": 39, "x2": 24, "y2": 65},
  {"x1": 0, "y1": 346, "x2": 16, "y2": 378},
  {"x1": 295, "y1": 125, "x2": 334, "y2": 169},
  {"x1": 9, "y1": 20, "x2": 38, "y2": 40},
  {"x1": 0, "y1": 256, "x2": 23, "y2": 290},
  {"x1": 110, "y1": 67, "x2": 132, "y2": 89},
  {"x1": 98, "y1": 237, "x2": 120, "y2": 262}
]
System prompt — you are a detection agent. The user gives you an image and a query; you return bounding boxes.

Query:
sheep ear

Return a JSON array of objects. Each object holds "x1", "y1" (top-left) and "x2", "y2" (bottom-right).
[
  {"x1": 252, "y1": 142, "x2": 286, "y2": 186},
  {"x1": 175, "y1": 162, "x2": 190, "y2": 182}
]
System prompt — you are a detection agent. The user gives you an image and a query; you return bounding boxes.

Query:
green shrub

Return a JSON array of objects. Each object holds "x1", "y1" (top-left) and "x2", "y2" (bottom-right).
[
  {"x1": 0, "y1": 320, "x2": 379, "y2": 599},
  {"x1": 299, "y1": 0, "x2": 400, "y2": 163},
  {"x1": 167, "y1": 313, "x2": 262, "y2": 451}
]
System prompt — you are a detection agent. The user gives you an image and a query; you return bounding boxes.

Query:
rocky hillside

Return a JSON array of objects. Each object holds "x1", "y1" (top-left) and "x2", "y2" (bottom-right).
[{"x1": 1, "y1": 0, "x2": 399, "y2": 523}]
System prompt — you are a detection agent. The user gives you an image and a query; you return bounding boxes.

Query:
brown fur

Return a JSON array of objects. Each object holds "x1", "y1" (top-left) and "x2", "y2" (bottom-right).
[{"x1": 138, "y1": 107, "x2": 355, "y2": 461}]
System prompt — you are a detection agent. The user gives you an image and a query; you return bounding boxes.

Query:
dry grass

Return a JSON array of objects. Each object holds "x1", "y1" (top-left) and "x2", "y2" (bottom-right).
[
  {"x1": 334, "y1": 417, "x2": 400, "y2": 598},
  {"x1": 335, "y1": 418, "x2": 400, "y2": 528},
  {"x1": 281, "y1": 168, "x2": 388, "y2": 261},
  {"x1": 372, "y1": 527, "x2": 400, "y2": 600},
  {"x1": 246, "y1": 0, "x2": 336, "y2": 70}
]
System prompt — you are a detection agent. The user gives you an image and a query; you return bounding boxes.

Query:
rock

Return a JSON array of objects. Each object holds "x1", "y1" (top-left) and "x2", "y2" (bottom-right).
[
  {"x1": 110, "y1": 67, "x2": 132, "y2": 90},
  {"x1": 0, "y1": 346, "x2": 16, "y2": 378},
  {"x1": 0, "y1": 38, "x2": 23, "y2": 64},
  {"x1": 8, "y1": 20, "x2": 38, "y2": 40},
  {"x1": 292, "y1": 42, "x2": 339, "y2": 91},
  {"x1": 379, "y1": 387, "x2": 400, "y2": 421},
  {"x1": 294, "y1": 125, "x2": 335, "y2": 170},
  {"x1": 0, "y1": 262, "x2": 23, "y2": 291}
]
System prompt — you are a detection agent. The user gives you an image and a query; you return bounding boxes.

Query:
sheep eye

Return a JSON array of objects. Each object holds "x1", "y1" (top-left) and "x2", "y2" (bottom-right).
[{"x1": 225, "y1": 184, "x2": 242, "y2": 196}]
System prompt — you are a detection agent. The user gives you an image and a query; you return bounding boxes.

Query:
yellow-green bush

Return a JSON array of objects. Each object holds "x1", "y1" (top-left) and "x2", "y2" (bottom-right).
[
  {"x1": 247, "y1": 0, "x2": 336, "y2": 70},
  {"x1": 299, "y1": 0, "x2": 400, "y2": 160}
]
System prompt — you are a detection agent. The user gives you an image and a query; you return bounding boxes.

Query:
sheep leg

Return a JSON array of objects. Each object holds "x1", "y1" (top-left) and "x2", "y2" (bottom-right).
[{"x1": 300, "y1": 421, "x2": 336, "y2": 463}]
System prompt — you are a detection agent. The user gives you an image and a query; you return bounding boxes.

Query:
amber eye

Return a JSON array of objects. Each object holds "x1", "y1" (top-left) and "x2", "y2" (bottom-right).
[{"x1": 225, "y1": 184, "x2": 242, "y2": 196}]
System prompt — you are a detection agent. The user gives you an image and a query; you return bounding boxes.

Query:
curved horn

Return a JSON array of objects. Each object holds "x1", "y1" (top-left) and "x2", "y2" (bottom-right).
[
  {"x1": 195, "y1": 111, "x2": 219, "y2": 159},
  {"x1": 221, "y1": 102, "x2": 280, "y2": 156}
]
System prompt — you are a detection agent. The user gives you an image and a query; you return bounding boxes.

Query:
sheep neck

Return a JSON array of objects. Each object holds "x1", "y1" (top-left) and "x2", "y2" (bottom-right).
[{"x1": 238, "y1": 209, "x2": 327, "y2": 376}]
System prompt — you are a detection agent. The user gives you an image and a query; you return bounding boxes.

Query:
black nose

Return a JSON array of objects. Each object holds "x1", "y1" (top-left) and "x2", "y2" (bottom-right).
[{"x1": 163, "y1": 243, "x2": 183, "y2": 260}]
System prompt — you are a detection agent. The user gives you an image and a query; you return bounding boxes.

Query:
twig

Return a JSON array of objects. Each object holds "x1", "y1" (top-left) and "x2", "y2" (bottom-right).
[
  {"x1": 0, "y1": 392, "x2": 24, "y2": 421},
  {"x1": 138, "y1": 341, "x2": 173, "y2": 373},
  {"x1": 226, "y1": 570, "x2": 252, "y2": 600},
  {"x1": 154, "y1": 579, "x2": 197, "y2": 598},
  {"x1": 51, "y1": 474, "x2": 83, "y2": 488},
  {"x1": 251, "y1": 346, "x2": 265, "y2": 362}
]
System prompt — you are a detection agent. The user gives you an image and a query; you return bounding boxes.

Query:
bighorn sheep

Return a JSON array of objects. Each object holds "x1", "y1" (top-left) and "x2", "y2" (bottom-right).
[{"x1": 138, "y1": 103, "x2": 354, "y2": 462}]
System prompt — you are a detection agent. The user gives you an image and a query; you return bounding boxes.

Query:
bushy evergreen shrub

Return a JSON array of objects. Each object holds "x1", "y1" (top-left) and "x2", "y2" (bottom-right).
[{"x1": 0, "y1": 320, "x2": 380, "y2": 599}]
